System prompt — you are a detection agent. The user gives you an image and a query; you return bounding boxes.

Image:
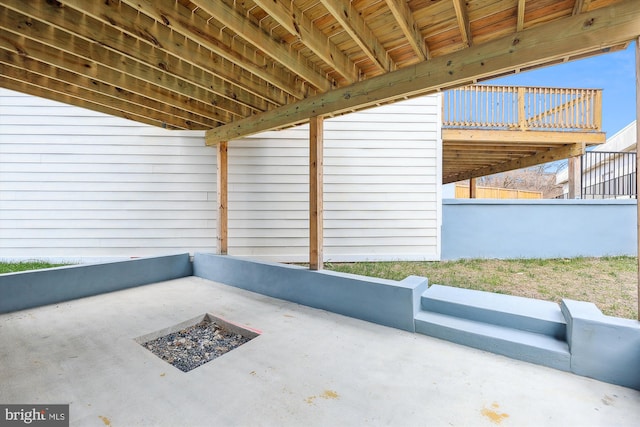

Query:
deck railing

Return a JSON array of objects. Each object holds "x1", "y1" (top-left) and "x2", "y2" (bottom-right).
[{"x1": 443, "y1": 85, "x2": 602, "y2": 132}]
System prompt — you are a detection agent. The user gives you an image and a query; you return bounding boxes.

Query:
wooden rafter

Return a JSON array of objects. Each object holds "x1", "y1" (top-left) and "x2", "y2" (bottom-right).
[
  {"x1": 190, "y1": 0, "x2": 331, "y2": 92},
  {"x1": 252, "y1": 0, "x2": 358, "y2": 83},
  {"x1": 452, "y1": 0, "x2": 472, "y2": 47},
  {"x1": 206, "y1": 0, "x2": 640, "y2": 145},
  {"x1": 319, "y1": 0, "x2": 393, "y2": 73},
  {"x1": 384, "y1": 0, "x2": 429, "y2": 60}
]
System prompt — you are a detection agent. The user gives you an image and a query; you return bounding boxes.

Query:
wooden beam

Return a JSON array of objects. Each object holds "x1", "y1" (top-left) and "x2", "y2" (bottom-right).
[
  {"x1": 118, "y1": 0, "x2": 307, "y2": 100},
  {"x1": 190, "y1": 0, "x2": 331, "y2": 92},
  {"x1": 443, "y1": 129, "x2": 606, "y2": 145},
  {"x1": 443, "y1": 143, "x2": 586, "y2": 184},
  {"x1": 517, "y1": 0, "x2": 526, "y2": 31},
  {"x1": 319, "y1": 0, "x2": 393, "y2": 73},
  {"x1": 206, "y1": 0, "x2": 640, "y2": 145},
  {"x1": 309, "y1": 116, "x2": 324, "y2": 271},
  {"x1": 452, "y1": 0, "x2": 472, "y2": 47},
  {"x1": 384, "y1": 0, "x2": 429, "y2": 60},
  {"x1": 252, "y1": 0, "x2": 358, "y2": 84},
  {"x1": 217, "y1": 141, "x2": 228, "y2": 255}
]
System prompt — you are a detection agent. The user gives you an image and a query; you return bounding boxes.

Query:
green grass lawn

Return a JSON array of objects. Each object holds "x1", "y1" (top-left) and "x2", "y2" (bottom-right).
[
  {"x1": 3, "y1": 258, "x2": 637, "y2": 319},
  {"x1": 326, "y1": 257, "x2": 639, "y2": 320},
  {"x1": 0, "y1": 261, "x2": 69, "y2": 274}
]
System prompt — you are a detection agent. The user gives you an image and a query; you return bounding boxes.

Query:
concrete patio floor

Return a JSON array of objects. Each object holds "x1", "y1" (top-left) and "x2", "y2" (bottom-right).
[{"x1": 1, "y1": 276, "x2": 638, "y2": 426}]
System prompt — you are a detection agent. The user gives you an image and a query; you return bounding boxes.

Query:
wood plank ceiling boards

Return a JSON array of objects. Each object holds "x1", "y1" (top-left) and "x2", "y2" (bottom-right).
[{"x1": 1, "y1": 0, "x2": 638, "y2": 181}]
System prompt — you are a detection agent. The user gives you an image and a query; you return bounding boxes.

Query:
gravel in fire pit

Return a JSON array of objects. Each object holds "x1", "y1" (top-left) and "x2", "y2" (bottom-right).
[{"x1": 142, "y1": 319, "x2": 254, "y2": 372}]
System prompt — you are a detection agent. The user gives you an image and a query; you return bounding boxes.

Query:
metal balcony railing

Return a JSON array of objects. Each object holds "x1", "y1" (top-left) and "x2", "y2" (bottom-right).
[{"x1": 443, "y1": 85, "x2": 603, "y2": 132}]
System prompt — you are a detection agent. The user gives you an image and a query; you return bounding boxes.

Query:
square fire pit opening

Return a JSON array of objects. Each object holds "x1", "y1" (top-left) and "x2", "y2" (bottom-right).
[{"x1": 135, "y1": 313, "x2": 259, "y2": 372}]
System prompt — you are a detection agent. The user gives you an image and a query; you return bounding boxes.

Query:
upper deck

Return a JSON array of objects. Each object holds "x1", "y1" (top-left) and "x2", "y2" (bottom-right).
[{"x1": 442, "y1": 85, "x2": 605, "y2": 184}]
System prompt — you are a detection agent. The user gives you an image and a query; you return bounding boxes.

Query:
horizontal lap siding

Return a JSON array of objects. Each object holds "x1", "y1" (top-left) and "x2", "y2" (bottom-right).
[
  {"x1": 325, "y1": 97, "x2": 441, "y2": 261},
  {"x1": 1, "y1": 90, "x2": 441, "y2": 263},
  {"x1": 228, "y1": 96, "x2": 441, "y2": 262},
  {"x1": 0, "y1": 89, "x2": 215, "y2": 262}
]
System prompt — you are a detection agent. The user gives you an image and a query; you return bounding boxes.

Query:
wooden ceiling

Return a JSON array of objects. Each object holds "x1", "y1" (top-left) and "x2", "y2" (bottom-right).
[{"x1": 1, "y1": 0, "x2": 639, "y2": 175}]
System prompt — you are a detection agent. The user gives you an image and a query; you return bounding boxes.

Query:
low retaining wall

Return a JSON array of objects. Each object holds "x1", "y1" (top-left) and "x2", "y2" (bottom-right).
[
  {"x1": 0, "y1": 253, "x2": 193, "y2": 313},
  {"x1": 442, "y1": 199, "x2": 636, "y2": 259},
  {"x1": 562, "y1": 299, "x2": 640, "y2": 390},
  {"x1": 192, "y1": 253, "x2": 428, "y2": 332}
]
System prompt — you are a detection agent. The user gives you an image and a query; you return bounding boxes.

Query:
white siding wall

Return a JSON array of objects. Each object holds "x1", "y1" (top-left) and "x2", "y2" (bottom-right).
[
  {"x1": 0, "y1": 88, "x2": 216, "y2": 262},
  {"x1": 0, "y1": 89, "x2": 441, "y2": 263},
  {"x1": 229, "y1": 96, "x2": 442, "y2": 262}
]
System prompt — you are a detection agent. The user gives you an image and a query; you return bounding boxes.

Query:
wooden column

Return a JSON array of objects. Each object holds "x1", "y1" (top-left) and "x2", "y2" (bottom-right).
[
  {"x1": 635, "y1": 37, "x2": 640, "y2": 320},
  {"x1": 469, "y1": 178, "x2": 477, "y2": 199},
  {"x1": 568, "y1": 156, "x2": 581, "y2": 199},
  {"x1": 217, "y1": 141, "x2": 228, "y2": 255},
  {"x1": 309, "y1": 116, "x2": 324, "y2": 270}
]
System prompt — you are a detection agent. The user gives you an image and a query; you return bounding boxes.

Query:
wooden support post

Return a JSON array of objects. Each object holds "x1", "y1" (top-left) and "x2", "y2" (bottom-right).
[
  {"x1": 635, "y1": 37, "x2": 640, "y2": 320},
  {"x1": 568, "y1": 156, "x2": 581, "y2": 199},
  {"x1": 469, "y1": 178, "x2": 477, "y2": 199},
  {"x1": 217, "y1": 141, "x2": 228, "y2": 255},
  {"x1": 309, "y1": 116, "x2": 324, "y2": 270}
]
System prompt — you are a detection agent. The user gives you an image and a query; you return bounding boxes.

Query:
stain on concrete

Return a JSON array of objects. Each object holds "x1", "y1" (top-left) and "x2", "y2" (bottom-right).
[
  {"x1": 481, "y1": 402, "x2": 509, "y2": 424},
  {"x1": 305, "y1": 390, "x2": 340, "y2": 405},
  {"x1": 98, "y1": 415, "x2": 111, "y2": 426}
]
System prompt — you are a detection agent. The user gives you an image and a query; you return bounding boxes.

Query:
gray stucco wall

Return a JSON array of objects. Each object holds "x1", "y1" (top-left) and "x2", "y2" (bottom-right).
[
  {"x1": 442, "y1": 199, "x2": 636, "y2": 260},
  {"x1": 0, "y1": 254, "x2": 193, "y2": 313},
  {"x1": 192, "y1": 253, "x2": 428, "y2": 332}
]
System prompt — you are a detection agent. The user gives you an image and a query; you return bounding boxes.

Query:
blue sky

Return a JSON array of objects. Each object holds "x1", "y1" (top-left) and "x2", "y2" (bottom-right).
[{"x1": 487, "y1": 42, "x2": 637, "y2": 137}]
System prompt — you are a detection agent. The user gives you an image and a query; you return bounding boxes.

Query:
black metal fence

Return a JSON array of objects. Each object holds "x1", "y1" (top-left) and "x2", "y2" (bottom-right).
[{"x1": 580, "y1": 151, "x2": 636, "y2": 199}]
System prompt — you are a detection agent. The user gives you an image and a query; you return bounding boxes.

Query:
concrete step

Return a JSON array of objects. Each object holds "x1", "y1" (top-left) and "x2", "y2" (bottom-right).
[
  {"x1": 414, "y1": 311, "x2": 571, "y2": 371},
  {"x1": 421, "y1": 285, "x2": 566, "y2": 339}
]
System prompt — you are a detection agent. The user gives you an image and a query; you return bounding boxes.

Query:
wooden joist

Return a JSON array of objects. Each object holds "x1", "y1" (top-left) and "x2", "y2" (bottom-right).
[
  {"x1": 206, "y1": 0, "x2": 640, "y2": 145},
  {"x1": 320, "y1": 0, "x2": 393, "y2": 73},
  {"x1": 443, "y1": 143, "x2": 587, "y2": 184},
  {"x1": 191, "y1": 0, "x2": 331, "y2": 92},
  {"x1": 252, "y1": 0, "x2": 358, "y2": 84},
  {"x1": 452, "y1": 0, "x2": 472, "y2": 47},
  {"x1": 118, "y1": 0, "x2": 309, "y2": 100},
  {"x1": 384, "y1": 0, "x2": 429, "y2": 61}
]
